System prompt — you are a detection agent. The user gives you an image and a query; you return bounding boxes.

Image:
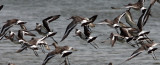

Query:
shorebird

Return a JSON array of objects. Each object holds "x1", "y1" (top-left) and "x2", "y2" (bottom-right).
[
  {"x1": 109, "y1": 29, "x2": 138, "y2": 47},
  {"x1": 111, "y1": 0, "x2": 146, "y2": 13},
  {"x1": 123, "y1": 42, "x2": 158, "y2": 63},
  {"x1": 75, "y1": 27, "x2": 98, "y2": 49},
  {"x1": 109, "y1": 32, "x2": 135, "y2": 47},
  {"x1": 97, "y1": 12, "x2": 126, "y2": 34},
  {"x1": 97, "y1": 19, "x2": 128, "y2": 28},
  {"x1": 137, "y1": 0, "x2": 156, "y2": 31},
  {"x1": 0, "y1": 19, "x2": 27, "y2": 38},
  {"x1": 42, "y1": 42, "x2": 77, "y2": 65},
  {"x1": 17, "y1": 32, "x2": 57, "y2": 56},
  {"x1": 31, "y1": 15, "x2": 60, "y2": 43},
  {"x1": 61, "y1": 15, "x2": 98, "y2": 42},
  {"x1": 4, "y1": 30, "x2": 35, "y2": 44},
  {"x1": 3, "y1": 30, "x2": 35, "y2": 53}
]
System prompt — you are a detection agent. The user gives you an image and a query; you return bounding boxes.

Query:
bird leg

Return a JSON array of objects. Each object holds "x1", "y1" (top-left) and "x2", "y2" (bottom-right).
[
  {"x1": 50, "y1": 37, "x2": 58, "y2": 44},
  {"x1": 127, "y1": 42, "x2": 136, "y2": 48},
  {"x1": 40, "y1": 45, "x2": 45, "y2": 54},
  {"x1": 66, "y1": 56, "x2": 70, "y2": 65},
  {"x1": 89, "y1": 43, "x2": 97, "y2": 49},
  {"x1": 145, "y1": 35, "x2": 153, "y2": 43},
  {"x1": 151, "y1": 51, "x2": 157, "y2": 60},
  {"x1": 92, "y1": 42, "x2": 99, "y2": 48},
  {"x1": 33, "y1": 50, "x2": 39, "y2": 57}
]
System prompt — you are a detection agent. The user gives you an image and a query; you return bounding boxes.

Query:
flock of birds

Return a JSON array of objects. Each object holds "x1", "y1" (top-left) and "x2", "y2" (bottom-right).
[{"x1": 0, "y1": 0, "x2": 160, "y2": 65}]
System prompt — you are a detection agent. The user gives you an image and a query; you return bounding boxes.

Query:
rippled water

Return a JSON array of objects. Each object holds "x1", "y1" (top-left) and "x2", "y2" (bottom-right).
[{"x1": 0, "y1": 0, "x2": 160, "y2": 65}]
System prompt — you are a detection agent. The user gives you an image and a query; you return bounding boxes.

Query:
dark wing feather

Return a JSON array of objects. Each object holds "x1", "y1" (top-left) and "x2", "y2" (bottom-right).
[
  {"x1": 43, "y1": 15, "x2": 60, "y2": 23},
  {"x1": 0, "y1": 24, "x2": 13, "y2": 36},
  {"x1": 42, "y1": 51, "x2": 57, "y2": 65},
  {"x1": 137, "y1": 13, "x2": 144, "y2": 31},
  {"x1": 61, "y1": 51, "x2": 72, "y2": 57},
  {"x1": 84, "y1": 25, "x2": 91, "y2": 37},
  {"x1": 131, "y1": 47, "x2": 143, "y2": 56},
  {"x1": 81, "y1": 15, "x2": 97, "y2": 26},
  {"x1": 126, "y1": 51, "x2": 142, "y2": 61},
  {"x1": 20, "y1": 24, "x2": 27, "y2": 30},
  {"x1": 61, "y1": 21, "x2": 77, "y2": 42},
  {"x1": 114, "y1": 12, "x2": 126, "y2": 24},
  {"x1": 89, "y1": 15, "x2": 98, "y2": 23},
  {"x1": 142, "y1": 1, "x2": 155, "y2": 26},
  {"x1": 18, "y1": 30, "x2": 23, "y2": 39},
  {"x1": 42, "y1": 15, "x2": 60, "y2": 32},
  {"x1": 0, "y1": 5, "x2": 3, "y2": 11}
]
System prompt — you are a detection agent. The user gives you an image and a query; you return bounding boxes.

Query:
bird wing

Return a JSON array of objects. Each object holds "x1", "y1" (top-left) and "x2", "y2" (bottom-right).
[
  {"x1": 42, "y1": 15, "x2": 60, "y2": 32},
  {"x1": 114, "y1": 12, "x2": 126, "y2": 24},
  {"x1": 89, "y1": 15, "x2": 98, "y2": 23},
  {"x1": 81, "y1": 15, "x2": 98, "y2": 26},
  {"x1": 61, "y1": 50, "x2": 72, "y2": 57},
  {"x1": 142, "y1": 0, "x2": 156, "y2": 26},
  {"x1": 0, "y1": 24, "x2": 13, "y2": 36},
  {"x1": 125, "y1": 9, "x2": 138, "y2": 29},
  {"x1": 125, "y1": 51, "x2": 142, "y2": 61},
  {"x1": 125, "y1": 46, "x2": 144, "y2": 61},
  {"x1": 83, "y1": 25, "x2": 91, "y2": 37},
  {"x1": 61, "y1": 21, "x2": 77, "y2": 41},
  {"x1": 42, "y1": 51, "x2": 57, "y2": 65},
  {"x1": 110, "y1": 33, "x2": 117, "y2": 47}
]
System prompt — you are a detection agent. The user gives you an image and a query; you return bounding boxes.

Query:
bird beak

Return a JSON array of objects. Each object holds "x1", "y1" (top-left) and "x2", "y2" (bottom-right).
[{"x1": 72, "y1": 48, "x2": 78, "y2": 51}]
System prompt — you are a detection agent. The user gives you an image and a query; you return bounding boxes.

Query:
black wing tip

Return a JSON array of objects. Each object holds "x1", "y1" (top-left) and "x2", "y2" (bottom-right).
[
  {"x1": 48, "y1": 32, "x2": 57, "y2": 37},
  {"x1": 60, "y1": 38, "x2": 64, "y2": 42},
  {"x1": 93, "y1": 15, "x2": 98, "y2": 18},
  {"x1": 0, "y1": 5, "x2": 3, "y2": 8},
  {"x1": 88, "y1": 36, "x2": 97, "y2": 43},
  {"x1": 0, "y1": 5, "x2": 3, "y2": 9},
  {"x1": 55, "y1": 15, "x2": 61, "y2": 17},
  {"x1": 42, "y1": 62, "x2": 46, "y2": 65},
  {"x1": 111, "y1": 6, "x2": 117, "y2": 9},
  {"x1": 61, "y1": 52, "x2": 72, "y2": 57},
  {"x1": 50, "y1": 15, "x2": 61, "y2": 19}
]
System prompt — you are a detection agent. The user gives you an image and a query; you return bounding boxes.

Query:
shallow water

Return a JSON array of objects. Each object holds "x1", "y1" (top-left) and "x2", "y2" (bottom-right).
[{"x1": 0, "y1": 0, "x2": 160, "y2": 65}]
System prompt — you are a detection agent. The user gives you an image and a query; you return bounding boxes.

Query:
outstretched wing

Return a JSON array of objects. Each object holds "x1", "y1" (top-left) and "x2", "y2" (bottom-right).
[
  {"x1": 61, "y1": 21, "x2": 77, "y2": 42},
  {"x1": 81, "y1": 15, "x2": 98, "y2": 26},
  {"x1": 83, "y1": 25, "x2": 91, "y2": 37},
  {"x1": 42, "y1": 51, "x2": 57, "y2": 65},
  {"x1": 126, "y1": 51, "x2": 143, "y2": 61},
  {"x1": 42, "y1": 15, "x2": 60, "y2": 32},
  {"x1": 125, "y1": 9, "x2": 138, "y2": 29}
]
